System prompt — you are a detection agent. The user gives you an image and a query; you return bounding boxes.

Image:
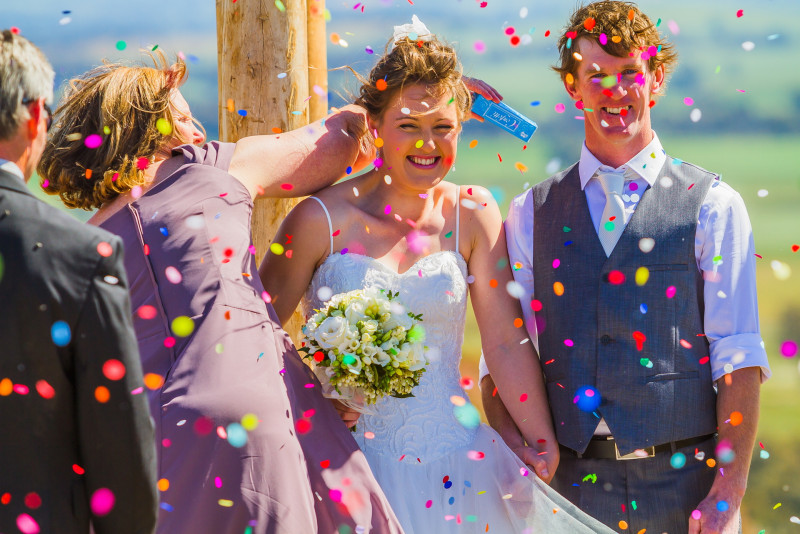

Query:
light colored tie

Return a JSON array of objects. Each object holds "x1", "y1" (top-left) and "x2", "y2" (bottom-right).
[{"x1": 595, "y1": 170, "x2": 626, "y2": 256}]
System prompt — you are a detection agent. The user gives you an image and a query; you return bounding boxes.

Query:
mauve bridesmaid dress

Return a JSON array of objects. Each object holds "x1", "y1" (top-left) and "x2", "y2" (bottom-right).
[{"x1": 100, "y1": 141, "x2": 402, "y2": 534}]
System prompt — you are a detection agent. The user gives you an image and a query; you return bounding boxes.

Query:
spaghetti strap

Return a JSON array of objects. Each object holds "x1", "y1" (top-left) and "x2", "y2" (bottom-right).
[
  {"x1": 308, "y1": 196, "x2": 334, "y2": 255},
  {"x1": 454, "y1": 185, "x2": 461, "y2": 252}
]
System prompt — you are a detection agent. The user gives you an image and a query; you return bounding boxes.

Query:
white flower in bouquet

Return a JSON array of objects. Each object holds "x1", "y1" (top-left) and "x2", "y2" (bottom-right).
[{"x1": 314, "y1": 315, "x2": 349, "y2": 350}]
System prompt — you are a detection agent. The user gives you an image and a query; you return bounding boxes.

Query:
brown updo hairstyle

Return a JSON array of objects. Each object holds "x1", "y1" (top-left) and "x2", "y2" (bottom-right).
[
  {"x1": 355, "y1": 35, "x2": 471, "y2": 129},
  {"x1": 38, "y1": 51, "x2": 204, "y2": 210}
]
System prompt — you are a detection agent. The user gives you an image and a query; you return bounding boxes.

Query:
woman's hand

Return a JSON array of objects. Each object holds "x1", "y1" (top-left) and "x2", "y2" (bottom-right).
[
  {"x1": 463, "y1": 76, "x2": 503, "y2": 102},
  {"x1": 463, "y1": 76, "x2": 503, "y2": 122},
  {"x1": 330, "y1": 399, "x2": 361, "y2": 429}
]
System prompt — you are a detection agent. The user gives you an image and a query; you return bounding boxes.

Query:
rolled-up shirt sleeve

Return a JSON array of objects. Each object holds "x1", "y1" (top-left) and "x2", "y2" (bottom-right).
[
  {"x1": 697, "y1": 181, "x2": 771, "y2": 383},
  {"x1": 479, "y1": 189, "x2": 536, "y2": 384}
]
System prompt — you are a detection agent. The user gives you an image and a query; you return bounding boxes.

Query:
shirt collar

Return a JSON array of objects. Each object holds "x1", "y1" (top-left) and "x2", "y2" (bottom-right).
[
  {"x1": 0, "y1": 159, "x2": 26, "y2": 182},
  {"x1": 578, "y1": 132, "x2": 666, "y2": 190}
]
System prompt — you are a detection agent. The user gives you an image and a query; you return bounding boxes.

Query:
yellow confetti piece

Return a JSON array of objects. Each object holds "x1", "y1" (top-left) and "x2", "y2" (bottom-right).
[
  {"x1": 156, "y1": 118, "x2": 173, "y2": 136},
  {"x1": 274, "y1": 0, "x2": 285, "y2": 13},
  {"x1": 270, "y1": 243, "x2": 285, "y2": 255},
  {"x1": 375, "y1": 137, "x2": 384, "y2": 148},
  {"x1": 226, "y1": 99, "x2": 235, "y2": 113},
  {"x1": 553, "y1": 281, "x2": 565, "y2": 296},
  {"x1": 565, "y1": 73, "x2": 574, "y2": 85},
  {"x1": 218, "y1": 499, "x2": 234, "y2": 507},
  {"x1": 635, "y1": 266, "x2": 650, "y2": 286},
  {"x1": 514, "y1": 162, "x2": 528, "y2": 173},
  {"x1": 171, "y1": 316, "x2": 195, "y2": 337},
  {"x1": 242, "y1": 413, "x2": 259, "y2": 431},
  {"x1": 415, "y1": 139, "x2": 424, "y2": 149},
  {"x1": 773, "y1": 503, "x2": 782, "y2": 509},
  {"x1": 478, "y1": 490, "x2": 487, "y2": 495}
]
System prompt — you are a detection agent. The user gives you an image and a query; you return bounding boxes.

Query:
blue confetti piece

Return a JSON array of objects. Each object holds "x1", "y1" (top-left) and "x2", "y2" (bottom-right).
[
  {"x1": 444, "y1": 480, "x2": 453, "y2": 489},
  {"x1": 237, "y1": 109, "x2": 248, "y2": 117},
  {"x1": 51, "y1": 321, "x2": 71, "y2": 347},
  {"x1": 159, "y1": 227, "x2": 169, "y2": 237},
  {"x1": 640, "y1": 303, "x2": 648, "y2": 314},
  {"x1": 573, "y1": 385, "x2": 601, "y2": 412},
  {"x1": 160, "y1": 502, "x2": 174, "y2": 512},
  {"x1": 345, "y1": 166, "x2": 353, "y2": 175},
  {"x1": 564, "y1": 240, "x2": 574, "y2": 246},
  {"x1": 530, "y1": 101, "x2": 541, "y2": 106},
  {"x1": 226, "y1": 423, "x2": 248, "y2": 448},
  {"x1": 448, "y1": 496, "x2": 455, "y2": 505}
]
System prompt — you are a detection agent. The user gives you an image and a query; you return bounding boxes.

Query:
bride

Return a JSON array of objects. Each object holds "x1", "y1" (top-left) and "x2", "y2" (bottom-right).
[{"x1": 260, "y1": 18, "x2": 613, "y2": 534}]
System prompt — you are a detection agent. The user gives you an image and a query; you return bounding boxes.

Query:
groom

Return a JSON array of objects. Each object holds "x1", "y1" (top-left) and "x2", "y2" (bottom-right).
[{"x1": 480, "y1": 2, "x2": 770, "y2": 533}]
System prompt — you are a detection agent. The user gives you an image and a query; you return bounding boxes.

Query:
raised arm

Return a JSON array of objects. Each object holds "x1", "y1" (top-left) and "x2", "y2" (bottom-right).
[
  {"x1": 463, "y1": 186, "x2": 558, "y2": 483},
  {"x1": 229, "y1": 105, "x2": 372, "y2": 199},
  {"x1": 258, "y1": 197, "x2": 332, "y2": 325}
]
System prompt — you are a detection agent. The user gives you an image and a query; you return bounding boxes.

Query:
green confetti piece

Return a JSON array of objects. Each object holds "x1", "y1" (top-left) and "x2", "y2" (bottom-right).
[
  {"x1": 563, "y1": 226, "x2": 572, "y2": 232},
  {"x1": 275, "y1": 0, "x2": 286, "y2": 12},
  {"x1": 631, "y1": 500, "x2": 638, "y2": 510},
  {"x1": 115, "y1": 40, "x2": 126, "y2": 51},
  {"x1": 445, "y1": 231, "x2": 453, "y2": 238},
  {"x1": 151, "y1": 44, "x2": 159, "y2": 51}
]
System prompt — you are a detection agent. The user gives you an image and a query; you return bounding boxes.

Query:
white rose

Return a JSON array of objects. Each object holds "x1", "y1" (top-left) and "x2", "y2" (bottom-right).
[
  {"x1": 314, "y1": 316, "x2": 349, "y2": 350},
  {"x1": 362, "y1": 344, "x2": 378, "y2": 358},
  {"x1": 344, "y1": 300, "x2": 368, "y2": 325},
  {"x1": 393, "y1": 343, "x2": 410, "y2": 363}
]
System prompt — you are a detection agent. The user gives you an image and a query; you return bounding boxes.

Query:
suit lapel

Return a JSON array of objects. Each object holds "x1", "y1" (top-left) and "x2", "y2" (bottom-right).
[{"x1": 0, "y1": 168, "x2": 37, "y2": 198}]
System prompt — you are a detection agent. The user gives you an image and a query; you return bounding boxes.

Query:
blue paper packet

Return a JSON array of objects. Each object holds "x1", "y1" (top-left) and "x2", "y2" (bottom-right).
[{"x1": 471, "y1": 94, "x2": 538, "y2": 142}]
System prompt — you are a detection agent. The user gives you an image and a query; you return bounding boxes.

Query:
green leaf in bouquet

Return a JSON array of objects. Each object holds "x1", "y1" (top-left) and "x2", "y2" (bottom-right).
[{"x1": 391, "y1": 392, "x2": 416, "y2": 399}]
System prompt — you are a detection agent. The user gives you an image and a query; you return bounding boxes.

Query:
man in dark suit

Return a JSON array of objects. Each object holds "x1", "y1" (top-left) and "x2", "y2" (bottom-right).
[{"x1": 0, "y1": 29, "x2": 158, "y2": 533}]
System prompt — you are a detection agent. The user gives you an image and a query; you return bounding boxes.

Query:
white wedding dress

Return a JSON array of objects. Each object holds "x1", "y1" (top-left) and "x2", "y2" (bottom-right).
[{"x1": 303, "y1": 196, "x2": 613, "y2": 534}]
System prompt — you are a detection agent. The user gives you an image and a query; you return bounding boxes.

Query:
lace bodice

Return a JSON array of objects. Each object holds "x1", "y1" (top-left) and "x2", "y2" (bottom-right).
[{"x1": 303, "y1": 250, "x2": 477, "y2": 463}]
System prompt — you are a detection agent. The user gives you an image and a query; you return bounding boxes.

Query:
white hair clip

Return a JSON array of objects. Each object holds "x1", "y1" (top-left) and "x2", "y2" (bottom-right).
[{"x1": 391, "y1": 15, "x2": 433, "y2": 50}]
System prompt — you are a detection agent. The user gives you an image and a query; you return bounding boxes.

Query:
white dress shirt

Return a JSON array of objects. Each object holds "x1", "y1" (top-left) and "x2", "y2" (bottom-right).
[
  {"x1": 0, "y1": 158, "x2": 25, "y2": 182},
  {"x1": 480, "y1": 133, "x2": 771, "y2": 391}
]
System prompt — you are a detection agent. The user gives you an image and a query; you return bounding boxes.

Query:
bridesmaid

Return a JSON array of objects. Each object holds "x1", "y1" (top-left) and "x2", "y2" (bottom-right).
[{"x1": 38, "y1": 52, "x2": 403, "y2": 534}]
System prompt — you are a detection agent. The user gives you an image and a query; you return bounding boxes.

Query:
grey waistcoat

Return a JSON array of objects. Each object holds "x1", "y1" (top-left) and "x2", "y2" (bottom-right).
[{"x1": 532, "y1": 160, "x2": 718, "y2": 455}]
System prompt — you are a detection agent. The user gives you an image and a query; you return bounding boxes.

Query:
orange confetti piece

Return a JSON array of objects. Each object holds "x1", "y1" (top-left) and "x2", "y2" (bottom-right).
[
  {"x1": 376, "y1": 79, "x2": 388, "y2": 91},
  {"x1": 706, "y1": 458, "x2": 717, "y2": 468},
  {"x1": 85, "y1": 169, "x2": 92, "y2": 179},
  {"x1": 469, "y1": 139, "x2": 478, "y2": 149},
  {"x1": 489, "y1": 279, "x2": 498, "y2": 288},
  {"x1": 513, "y1": 318, "x2": 523, "y2": 328},
  {"x1": 514, "y1": 162, "x2": 528, "y2": 173},
  {"x1": 627, "y1": 9, "x2": 635, "y2": 20},
  {"x1": 271, "y1": 127, "x2": 282, "y2": 134},
  {"x1": 226, "y1": 99, "x2": 235, "y2": 113},
  {"x1": 730, "y1": 411, "x2": 743, "y2": 426},
  {"x1": 619, "y1": 520, "x2": 629, "y2": 530},
  {"x1": 95, "y1": 386, "x2": 110, "y2": 403},
  {"x1": 157, "y1": 479, "x2": 170, "y2": 491},
  {"x1": 553, "y1": 281, "x2": 565, "y2": 296},
  {"x1": 143, "y1": 373, "x2": 165, "y2": 390}
]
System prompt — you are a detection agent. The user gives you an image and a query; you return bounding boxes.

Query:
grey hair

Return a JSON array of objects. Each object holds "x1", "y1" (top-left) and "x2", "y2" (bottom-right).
[{"x1": 0, "y1": 30, "x2": 55, "y2": 141}]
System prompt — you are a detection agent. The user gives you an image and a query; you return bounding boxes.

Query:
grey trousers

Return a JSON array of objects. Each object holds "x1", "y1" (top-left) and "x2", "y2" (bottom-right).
[{"x1": 552, "y1": 437, "x2": 717, "y2": 534}]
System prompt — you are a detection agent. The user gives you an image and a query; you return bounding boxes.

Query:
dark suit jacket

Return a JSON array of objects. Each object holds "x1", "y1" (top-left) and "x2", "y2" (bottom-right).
[{"x1": 0, "y1": 168, "x2": 158, "y2": 534}]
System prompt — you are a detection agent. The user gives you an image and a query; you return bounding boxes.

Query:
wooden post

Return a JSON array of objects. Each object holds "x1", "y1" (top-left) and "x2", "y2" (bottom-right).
[
  {"x1": 217, "y1": 0, "x2": 326, "y2": 340},
  {"x1": 307, "y1": 0, "x2": 328, "y2": 122}
]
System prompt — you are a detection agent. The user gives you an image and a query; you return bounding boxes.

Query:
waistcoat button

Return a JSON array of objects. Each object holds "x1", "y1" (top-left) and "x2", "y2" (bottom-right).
[{"x1": 600, "y1": 335, "x2": 612, "y2": 345}]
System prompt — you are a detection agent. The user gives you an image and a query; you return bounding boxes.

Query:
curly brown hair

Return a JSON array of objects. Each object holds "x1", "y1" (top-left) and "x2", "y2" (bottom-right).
[
  {"x1": 553, "y1": 1, "x2": 678, "y2": 88},
  {"x1": 354, "y1": 36, "x2": 471, "y2": 127},
  {"x1": 38, "y1": 51, "x2": 202, "y2": 210}
]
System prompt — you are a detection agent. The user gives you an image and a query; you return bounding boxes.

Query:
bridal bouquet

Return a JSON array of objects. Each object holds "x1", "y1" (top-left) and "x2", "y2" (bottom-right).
[{"x1": 299, "y1": 287, "x2": 428, "y2": 408}]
